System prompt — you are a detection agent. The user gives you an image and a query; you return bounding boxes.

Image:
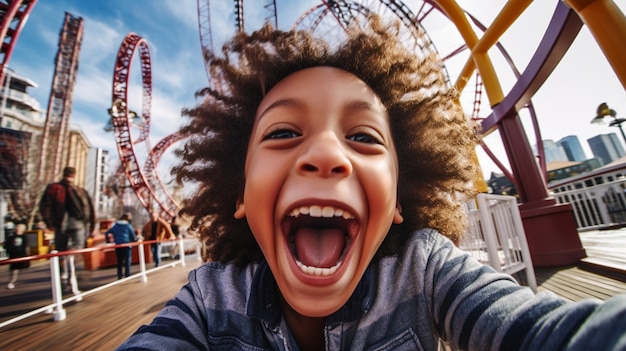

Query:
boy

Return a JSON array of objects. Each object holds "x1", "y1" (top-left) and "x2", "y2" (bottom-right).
[{"x1": 118, "y1": 17, "x2": 626, "y2": 350}]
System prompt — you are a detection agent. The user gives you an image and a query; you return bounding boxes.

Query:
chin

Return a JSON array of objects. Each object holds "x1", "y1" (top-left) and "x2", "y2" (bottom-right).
[
  {"x1": 286, "y1": 291, "x2": 352, "y2": 317},
  {"x1": 277, "y1": 254, "x2": 363, "y2": 318}
]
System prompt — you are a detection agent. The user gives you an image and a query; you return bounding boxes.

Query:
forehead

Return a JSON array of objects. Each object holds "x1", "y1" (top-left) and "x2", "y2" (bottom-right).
[{"x1": 256, "y1": 66, "x2": 386, "y2": 120}]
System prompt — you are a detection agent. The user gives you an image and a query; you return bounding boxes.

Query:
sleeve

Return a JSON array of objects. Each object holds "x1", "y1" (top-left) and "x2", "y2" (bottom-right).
[
  {"x1": 115, "y1": 270, "x2": 209, "y2": 350},
  {"x1": 39, "y1": 185, "x2": 55, "y2": 229},
  {"x1": 425, "y1": 231, "x2": 626, "y2": 351},
  {"x1": 83, "y1": 189, "x2": 96, "y2": 233},
  {"x1": 105, "y1": 225, "x2": 114, "y2": 243},
  {"x1": 129, "y1": 225, "x2": 137, "y2": 242},
  {"x1": 162, "y1": 219, "x2": 175, "y2": 239}
]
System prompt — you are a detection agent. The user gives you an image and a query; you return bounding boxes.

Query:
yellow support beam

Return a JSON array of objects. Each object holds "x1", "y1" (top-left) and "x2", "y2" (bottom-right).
[
  {"x1": 437, "y1": 0, "x2": 533, "y2": 107},
  {"x1": 562, "y1": 0, "x2": 626, "y2": 90}
]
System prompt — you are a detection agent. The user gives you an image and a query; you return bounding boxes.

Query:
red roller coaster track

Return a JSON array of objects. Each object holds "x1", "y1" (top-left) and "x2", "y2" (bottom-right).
[
  {"x1": 110, "y1": 33, "x2": 180, "y2": 220},
  {"x1": 0, "y1": 0, "x2": 37, "y2": 85}
]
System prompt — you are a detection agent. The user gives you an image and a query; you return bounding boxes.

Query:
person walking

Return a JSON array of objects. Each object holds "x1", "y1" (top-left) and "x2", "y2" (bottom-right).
[
  {"x1": 141, "y1": 212, "x2": 174, "y2": 267},
  {"x1": 5, "y1": 223, "x2": 30, "y2": 289},
  {"x1": 105, "y1": 213, "x2": 137, "y2": 279},
  {"x1": 39, "y1": 166, "x2": 96, "y2": 297}
]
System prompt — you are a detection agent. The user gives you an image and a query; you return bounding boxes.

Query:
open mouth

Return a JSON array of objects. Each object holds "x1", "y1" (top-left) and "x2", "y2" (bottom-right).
[{"x1": 282, "y1": 205, "x2": 359, "y2": 277}]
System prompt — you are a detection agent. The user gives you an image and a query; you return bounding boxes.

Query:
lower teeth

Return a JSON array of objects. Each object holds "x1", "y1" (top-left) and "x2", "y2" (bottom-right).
[{"x1": 296, "y1": 260, "x2": 340, "y2": 276}]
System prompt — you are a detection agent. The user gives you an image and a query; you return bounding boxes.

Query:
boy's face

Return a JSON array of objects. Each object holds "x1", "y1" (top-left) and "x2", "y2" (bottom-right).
[{"x1": 236, "y1": 66, "x2": 403, "y2": 317}]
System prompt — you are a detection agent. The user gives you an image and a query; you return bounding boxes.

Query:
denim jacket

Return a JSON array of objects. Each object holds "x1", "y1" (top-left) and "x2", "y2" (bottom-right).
[{"x1": 117, "y1": 228, "x2": 626, "y2": 350}]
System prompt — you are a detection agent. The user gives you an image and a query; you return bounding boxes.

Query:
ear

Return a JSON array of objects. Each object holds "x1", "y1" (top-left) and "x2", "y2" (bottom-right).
[
  {"x1": 393, "y1": 202, "x2": 404, "y2": 224},
  {"x1": 234, "y1": 201, "x2": 246, "y2": 219}
]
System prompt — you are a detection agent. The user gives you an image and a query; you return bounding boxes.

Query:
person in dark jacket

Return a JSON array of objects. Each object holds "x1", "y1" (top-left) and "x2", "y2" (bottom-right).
[
  {"x1": 39, "y1": 166, "x2": 96, "y2": 296},
  {"x1": 106, "y1": 213, "x2": 137, "y2": 279}
]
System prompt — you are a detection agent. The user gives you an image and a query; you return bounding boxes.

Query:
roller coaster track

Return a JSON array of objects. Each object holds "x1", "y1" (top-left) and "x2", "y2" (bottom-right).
[
  {"x1": 0, "y1": 0, "x2": 37, "y2": 85},
  {"x1": 110, "y1": 33, "x2": 179, "y2": 219}
]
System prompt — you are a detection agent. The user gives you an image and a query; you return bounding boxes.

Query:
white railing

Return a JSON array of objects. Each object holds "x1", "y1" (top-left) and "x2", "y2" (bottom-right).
[
  {"x1": 461, "y1": 193, "x2": 537, "y2": 292},
  {"x1": 551, "y1": 177, "x2": 626, "y2": 230},
  {"x1": 0, "y1": 237, "x2": 201, "y2": 329}
]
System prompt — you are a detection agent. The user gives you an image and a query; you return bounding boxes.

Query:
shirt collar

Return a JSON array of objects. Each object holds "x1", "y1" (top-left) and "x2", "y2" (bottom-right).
[{"x1": 246, "y1": 261, "x2": 375, "y2": 328}]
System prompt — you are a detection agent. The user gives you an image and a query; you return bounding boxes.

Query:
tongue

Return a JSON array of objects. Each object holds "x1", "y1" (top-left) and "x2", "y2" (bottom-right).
[{"x1": 294, "y1": 227, "x2": 345, "y2": 268}]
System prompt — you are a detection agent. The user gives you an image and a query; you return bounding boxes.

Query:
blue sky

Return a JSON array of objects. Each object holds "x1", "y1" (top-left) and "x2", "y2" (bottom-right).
[{"x1": 8, "y1": 0, "x2": 626, "y2": 181}]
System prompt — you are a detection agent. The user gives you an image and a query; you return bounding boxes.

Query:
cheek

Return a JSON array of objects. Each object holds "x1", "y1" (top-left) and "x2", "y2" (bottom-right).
[
  {"x1": 244, "y1": 155, "x2": 280, "y2": 204},
  {"x1": 368, "y1": 163, "x2": 399, "y2": 210},
  {"x1": 360, "y1": 162, "x2": 399, "y2": 251},
  {"x1": 243, "y1": 157, "x2": 284, "y2": 247}
]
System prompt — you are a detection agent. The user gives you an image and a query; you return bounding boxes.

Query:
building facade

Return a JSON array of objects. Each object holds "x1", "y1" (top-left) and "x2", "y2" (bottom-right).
[
  {"x1": 0, "y1": 67, "x2": 111, "y2": 228},
  {"x1": 588, "y1": 133, "x2": 626, "y2": 165},
  {"x1": 539, "y1": 139, "x2": 569, "y2": 164},
  {"x1": 0, "y1": 68, "x2": 44, "y2": 193},
  {"x1": 86, "y1": 148, "x2": 113, "y2": 218},
  {"x1": 558, "y1": 135, "x2": 587, "y2": 162}
]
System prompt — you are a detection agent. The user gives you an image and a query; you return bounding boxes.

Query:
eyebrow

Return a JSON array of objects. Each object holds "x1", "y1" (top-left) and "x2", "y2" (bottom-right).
[
  {"x1": 344, "y1": 99, "x2": 385, "y2": 115},
  {"x1": 256, "y1": 98, "x2": 301, "y2": 121},
  {"x1": 257, "y1": 97, "x2": 384, "y2": 121}
]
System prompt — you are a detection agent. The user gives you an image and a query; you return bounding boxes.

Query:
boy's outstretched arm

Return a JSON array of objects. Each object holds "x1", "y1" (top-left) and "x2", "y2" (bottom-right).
[{"x1": 427, "y1": 230, "x2": 626, "y2": 351}]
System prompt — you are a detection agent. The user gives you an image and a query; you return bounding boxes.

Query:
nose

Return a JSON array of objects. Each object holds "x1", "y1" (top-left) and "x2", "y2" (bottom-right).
[{"x1": 296, "y1": 132, "x2": 352, "y2": 177}]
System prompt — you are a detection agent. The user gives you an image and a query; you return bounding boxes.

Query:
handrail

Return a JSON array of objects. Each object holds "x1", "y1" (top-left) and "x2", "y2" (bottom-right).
[{"x1": 0, "y1": 237, "x2": 202, "y2": 329}]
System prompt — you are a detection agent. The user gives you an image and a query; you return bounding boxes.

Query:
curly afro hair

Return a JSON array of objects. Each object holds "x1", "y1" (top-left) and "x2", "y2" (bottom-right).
[{"x1": 173, "y1": 16, "x2": 480, "y2": 266}]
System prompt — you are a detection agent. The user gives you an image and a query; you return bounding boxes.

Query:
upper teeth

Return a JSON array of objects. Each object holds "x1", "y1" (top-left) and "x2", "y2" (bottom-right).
[{"x1": 290, "y1": 205, "x2": 354, "y2": 219}]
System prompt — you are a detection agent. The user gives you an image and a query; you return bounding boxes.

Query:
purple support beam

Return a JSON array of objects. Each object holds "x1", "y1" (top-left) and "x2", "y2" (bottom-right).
[{"x1": 480, "y1": 3, "x2": 585, "y2": 267}]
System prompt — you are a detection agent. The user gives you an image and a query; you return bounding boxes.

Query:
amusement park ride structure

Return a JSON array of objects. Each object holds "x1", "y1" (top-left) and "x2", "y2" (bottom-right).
[
  {"x1": 192, "y1": 0, "x2": 626, "y2": 267},
  {"x1": 0, "y1": 0, "x2": 37, "y2": 87},
  {"x1": 0, "y1": 0, "x2": 625, "y2": 267},
  {"x1": 108, "y1": 33, "x2": 181, "y2": 220},
  {"x1": 37, "y1": 12, "x2": 83, "y2": 186}
]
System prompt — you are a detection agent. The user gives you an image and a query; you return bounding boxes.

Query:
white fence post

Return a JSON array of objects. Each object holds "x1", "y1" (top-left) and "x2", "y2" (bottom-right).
[
  {"x1": 49, "y1": 252, "x2": 67, "y2": 321},
  {"x1": 138, "y1": 242, "x2": 147, "y2": 283},
  {"x1": 462, "y1": 194, "x2": 537, "y2": 292},
  {"x1": 179, "y1": 236, "x2": 186, "y2": 266},
  {"x1": 476, "y1": 195, "x2": 503, "y2": 272}
]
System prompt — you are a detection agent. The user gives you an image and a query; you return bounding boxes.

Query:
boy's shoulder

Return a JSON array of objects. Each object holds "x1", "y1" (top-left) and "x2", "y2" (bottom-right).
[
  {"x1": 400, "y1": 228, "x2": 448, "y2": 251},
  {"x1": 186, "y1": 261, "x2": 266, "y2": 310},
  {"x1": 191, "y1": 260, "x2": 263, "y2": 285}
]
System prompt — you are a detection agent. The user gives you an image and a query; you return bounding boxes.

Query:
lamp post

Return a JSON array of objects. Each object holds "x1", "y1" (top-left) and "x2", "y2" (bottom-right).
[{"x1": 591, "y1": 102, "x2": 626, "y2": 144}]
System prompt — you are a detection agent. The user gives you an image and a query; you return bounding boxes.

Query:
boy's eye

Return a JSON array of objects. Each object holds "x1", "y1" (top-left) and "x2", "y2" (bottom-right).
[
  {"x1": 347, "y1": 132, "x2": 382, "y2": 145},
  {"x1": 263, "y1": 128, "x2": 300, "y2": 140}
]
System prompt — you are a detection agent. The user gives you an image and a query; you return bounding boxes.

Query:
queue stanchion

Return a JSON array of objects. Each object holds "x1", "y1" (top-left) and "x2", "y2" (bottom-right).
[
  {"x1": 138, "y1": 241, "x2": 147, "y2": 283},
  {"x1": 49, "y1": 251, "x2": 67, "y2": 321}
]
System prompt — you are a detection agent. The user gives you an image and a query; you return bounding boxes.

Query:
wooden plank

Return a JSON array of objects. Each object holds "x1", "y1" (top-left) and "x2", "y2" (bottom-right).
[{"x1": 535, "y1": 265, "x2": 626, "y2": 302}]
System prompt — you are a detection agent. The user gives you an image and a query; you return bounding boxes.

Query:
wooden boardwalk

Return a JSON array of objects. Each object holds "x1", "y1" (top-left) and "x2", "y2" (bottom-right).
[
  {"x1": 1, "y1": 231, "x2": 626, "y2": 350},
  {"x1": 0, "y1": 258, "x2": 203, "y2": 350}
]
